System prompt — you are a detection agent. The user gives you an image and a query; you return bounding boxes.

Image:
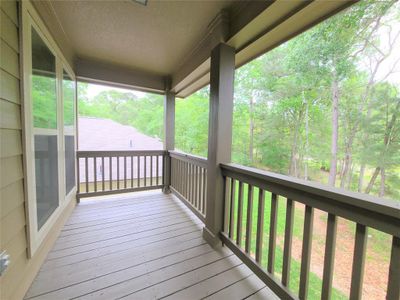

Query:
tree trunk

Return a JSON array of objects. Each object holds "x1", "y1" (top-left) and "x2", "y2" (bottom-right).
[
  {"x1": 365, "y1": 167, "x2": 380, "y2": 194},
  {"x1": 249, "y1": 95, "x2": 254, "y2": 164},
  {"x1": 379, "y1": 167, "x2": 385, "y2": 197},
  {"x1": 340, "y1": 139, "x2": 353, "y2": 188},
  {"x1": 358, "y1": 164, "x2": 366, "y2": 192},
  {"x1": 347, "y1": 162, "x2": 354, "y2": 188},
  {"x1": 303, "y1": 91, "x2": 309, "y2": 180},
  {"x1": 328, "y1": 76, "x2": 339, "y2": 187},
  {"x1": 289, "y1": 106, "x2": 304, "y2": 178}
]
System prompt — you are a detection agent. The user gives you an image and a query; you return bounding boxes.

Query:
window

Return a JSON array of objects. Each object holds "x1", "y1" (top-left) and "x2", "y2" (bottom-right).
[
  {"x1": 22, "y1": 1, "x2": 77, "y2": 255},
  {"x1": 31, "y1": 27, "x2": 59, "y2": 230}
]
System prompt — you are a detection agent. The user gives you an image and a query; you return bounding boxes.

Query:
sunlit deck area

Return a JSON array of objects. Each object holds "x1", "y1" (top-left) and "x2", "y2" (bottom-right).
[{"x1": 24, "y1": 191, "x2": 277, "y2": 300}]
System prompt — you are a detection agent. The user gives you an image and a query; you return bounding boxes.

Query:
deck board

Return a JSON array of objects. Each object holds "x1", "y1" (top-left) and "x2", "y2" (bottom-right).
[{"x1": 25, "y1": 191, "x2": 276, "y2": 300}]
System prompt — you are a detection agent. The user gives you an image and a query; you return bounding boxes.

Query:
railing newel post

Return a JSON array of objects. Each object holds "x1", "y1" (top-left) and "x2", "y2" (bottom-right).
[{"x1": 203, "y1": 43, "x2": 235, "y2": 247}]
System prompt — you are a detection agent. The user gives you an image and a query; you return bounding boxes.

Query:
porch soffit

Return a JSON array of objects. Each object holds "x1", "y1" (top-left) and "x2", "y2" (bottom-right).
[{"x1": 32, "y1": 0, "x2": 355, "y2": 96}]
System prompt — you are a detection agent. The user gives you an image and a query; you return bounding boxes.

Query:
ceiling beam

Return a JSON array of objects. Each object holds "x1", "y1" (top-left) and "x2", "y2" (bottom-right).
[{"x1": 75, "y1": 58, "x2": 166, "y2": 94}]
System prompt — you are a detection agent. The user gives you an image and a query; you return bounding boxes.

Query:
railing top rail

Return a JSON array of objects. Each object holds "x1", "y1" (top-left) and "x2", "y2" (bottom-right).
[
  {"x1": 221, "y1": 163, "x2": 400, "y2": 233},
  {"x1": 77, "y1": 150, "x2": 166, "y2": 158},
  {"x1": 169, "y1": 150, "x2": 207, "y2": 167}
]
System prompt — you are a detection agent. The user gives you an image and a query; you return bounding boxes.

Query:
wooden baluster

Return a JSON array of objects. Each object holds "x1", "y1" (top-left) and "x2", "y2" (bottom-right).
[
  {"x1": 117, "y1": 156, "x2": 120, "y2": 189},
  {"x1": 186, "y1": 162, "x2": 189, "y2": 200},
  {"x1": 245, "y1": 184, "x2": 254, "y2": 254},
  {"x1": 124, "y1": 156, "x2": 127, "y2": 189},
  {"x1": 170, "y1": 158, "x2": 173, "y2": 188},
  {"x1": 299, "y1": 205, "x2": 314, "y2": 300},
  {"x1": 199, "y1": 167, "x2": 204, "y2": 213},
  {"x1": 223, "y1": 177, "x2": 231, "y2": 233},
  {"x1": 173, "y1": 158, "x2": 176, "y2": 190},
  {"x1": 131, "y1": 156, "x2": 134, "y2": 188},
  {"x1": 187, "y1": 162, "x2": 191, "y2": 200},
  {"x1": 322, "y1": 213, "x2": 337, "y2": 300},
  {"x1": 255, "y1": 189, "x2": 265, "y2": 264},
  {"x1": 282, "y1": 198, "x2": 294, "y2": 287},
  {"x1": 189, "y1": 164, "x2": 193, "y2": 203},
  {"x1": 101, "y1": 156, "x2": 105, "y2": 191},
  {"x1": 387, "y1": 236, "x2": 400, "y2": 300},
  {"x1": 180, "y1": 159, "x2": 183, "y2": 193},
  {"x1": 144, "y1": 156, "x2": 147, "y2": 187},
  {"x1": 183, "y1": 161, "x2": 186, "y2": 197},
  {"x1": 229, "y1": 179, "x2": 236, "y2": 239},
  {"x1": 85, "y1": 157, "x2": 89, "y2": 193},
  {"x1": 350, "y1": 223, "x2": 368, "y2": 300},
  {"x1": 77, "y1": 157, "x2": 80, "y2": 195},
  {"x1": 109, "y1": 157, "x2": 113, "y2": 190},
  {"x1": 194, "y1": 165, "x2": 199, "y2": 209},
  {"x1": 268, "y1": 193, "x2": 278, "y2": 274},
  {"x1": 236, "y1": 181, "x2": 244, "y2": 246},
  {"x1": 93, "y1": 157, "x2": 97, "y2": 192},
  {"x1": 177, "y1": 159, "x2": 180, "y2": 192},
  {"x1": 203, "y1": 168, "x2": 207, "y2": 214},
  {"x1": 137, "y1": 156, "x2": 140, "y2": 187},
  {"x1": 150, "y1": 155, "x2": 153, "y2": 186},
  {"x1": 156, "y1": 155, "x2": 159, "y2": 186}
]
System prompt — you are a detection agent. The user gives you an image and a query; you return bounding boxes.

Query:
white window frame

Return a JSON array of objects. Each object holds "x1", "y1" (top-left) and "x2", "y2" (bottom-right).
[
  {"x1": 62, "y1": 65, "x2": 78, "y2": 201},
  {"x1": 21, "y1": 1, "x2": 77, "y2": 257}
]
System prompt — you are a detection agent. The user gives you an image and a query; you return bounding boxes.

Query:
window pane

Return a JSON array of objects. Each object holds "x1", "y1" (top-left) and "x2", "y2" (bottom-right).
[
  {"x1": 35, "y1": 135, "x2": 59, "y2": 229},
  {"x1": 31, "y1": 28, "x2": 57, "y2": 129},
  {"x1": 65, "y1": 135, "x2": 75, "y2": 195}
]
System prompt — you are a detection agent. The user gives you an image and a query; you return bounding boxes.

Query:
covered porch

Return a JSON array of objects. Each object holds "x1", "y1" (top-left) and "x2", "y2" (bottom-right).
[{"x1": 0, "y1": 0, "x2": 399, "y2": 299}]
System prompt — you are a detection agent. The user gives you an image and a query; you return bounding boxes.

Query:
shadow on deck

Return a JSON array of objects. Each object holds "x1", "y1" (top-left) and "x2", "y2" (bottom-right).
[{"x1": 24, "y1": 191, "x2": 277, "y2": 300}]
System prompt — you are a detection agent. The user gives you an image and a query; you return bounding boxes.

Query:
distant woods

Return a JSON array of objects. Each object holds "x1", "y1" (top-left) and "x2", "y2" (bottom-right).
[{"x1": 78, "y1": 0, "x2": 400, "y2": 200}]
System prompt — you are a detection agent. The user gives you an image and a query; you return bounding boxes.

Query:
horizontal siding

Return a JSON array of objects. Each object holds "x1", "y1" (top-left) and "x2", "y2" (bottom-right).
[
  {"x1": 0, "y1": 251, "x2": 28, "y2": 300},
  {"x1": 0, "y1": 129, "x2": 22, "y2": 158},
  {"x1": 0, "y1": 155, "x2": 23, "y2": 189},
  {"x1": 0, "y1": 203, "x2": 26, "y2": 247},
  {"x1": 0, "y1": 0, "x2": 18, "y2": 26},
  {"x1": 1, "y1": 69, "x2": 20, "y2": 104},
  {"x1": 0, "y1": 100, "x2": 21, "y2": 129},
  {"x1": 0, "y1": 2, "x2": 28, "y2": 300},
  {"x1": 1, "y1": 39, "x2": 19, "y2": 78},
  {"x1": 2, "y1": 227, "x2": 27, "y2": 268},
  {"x1": 0, "y1": 179, "x2": 25, "y2": 219},
  {"x1": 1, "y1": 10, "x2": 19, "y2": 52}
]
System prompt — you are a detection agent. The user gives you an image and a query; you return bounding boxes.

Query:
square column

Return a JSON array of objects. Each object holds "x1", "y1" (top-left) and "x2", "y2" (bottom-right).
[
  {"x1": 163, "y1": 86, "x2": 175, "y2": 193},
  {"x1": 203, "y1": 43, "x2": 235, "y2": 246}
]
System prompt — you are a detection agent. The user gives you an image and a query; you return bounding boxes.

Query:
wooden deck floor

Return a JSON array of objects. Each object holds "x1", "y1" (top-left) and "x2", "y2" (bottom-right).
[{"x1": 24, "y1": 191, "x2": 278, "y2": 300}]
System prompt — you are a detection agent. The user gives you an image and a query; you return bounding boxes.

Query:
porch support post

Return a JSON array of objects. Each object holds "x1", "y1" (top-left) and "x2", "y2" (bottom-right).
[
  {"x1": 163, "y1": 81, "x2": 175, "y2": 193},
  {"x1": 203, "y1": 43, "x2": 235, "y2": 246}
]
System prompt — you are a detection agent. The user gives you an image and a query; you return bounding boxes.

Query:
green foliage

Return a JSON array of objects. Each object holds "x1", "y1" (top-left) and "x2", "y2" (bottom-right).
[
  {"x1": 175, "y1": 88, "x2": 209, "y2": 157},
  {"x1": 63, "y1": 73, "x2": 75, "y2": 127},
  {"x1": 32, "y1": 75, "x2": 57, "y2": 129},
  {"x1": 78, "y1": 86, "x2": 164, "y2": 139}
]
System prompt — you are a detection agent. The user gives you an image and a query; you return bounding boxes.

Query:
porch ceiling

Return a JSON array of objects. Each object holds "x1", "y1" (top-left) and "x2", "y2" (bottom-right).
[
  {"x1": 33, "y1": 0, "x2": 354, "y2": 96},
  {"x1": 49, "y1": 0, "x2": 234, "y2": 77}
]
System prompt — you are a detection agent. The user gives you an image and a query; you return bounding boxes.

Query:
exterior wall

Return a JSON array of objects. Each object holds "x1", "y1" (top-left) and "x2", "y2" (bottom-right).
[{"x1": 0, "y1": 1, "x2": 75, "y2": 299}]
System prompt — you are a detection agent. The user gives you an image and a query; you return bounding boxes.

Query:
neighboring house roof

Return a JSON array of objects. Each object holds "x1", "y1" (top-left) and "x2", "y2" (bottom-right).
[
  {"x1": 78, "y1": 117, "x2": 163, "y2": 151},
  {"x1": 78, "y1": 117, "x2": 163, "y2": 183}
]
